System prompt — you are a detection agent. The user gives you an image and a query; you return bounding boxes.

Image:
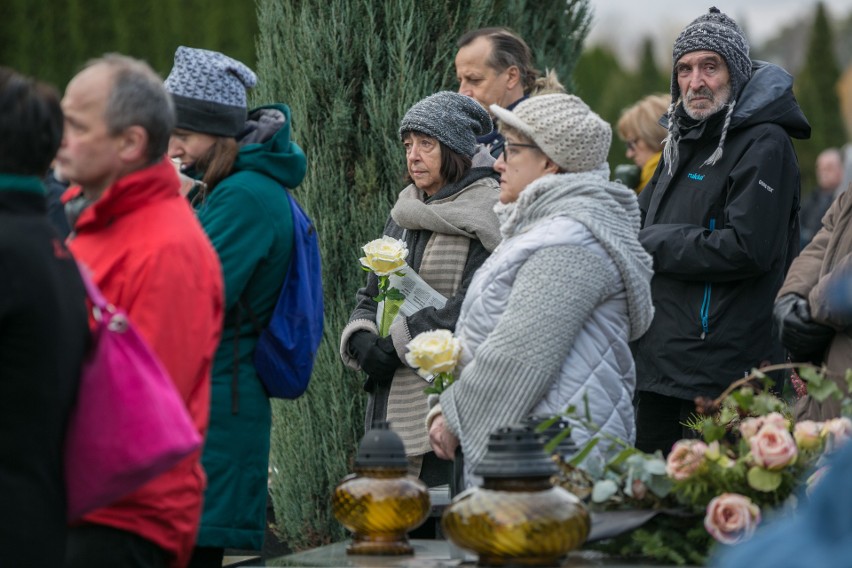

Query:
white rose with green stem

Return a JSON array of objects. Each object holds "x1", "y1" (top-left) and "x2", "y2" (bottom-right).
[{"x1": 405, "y1": 329, "x2": 461, "y2": 395}]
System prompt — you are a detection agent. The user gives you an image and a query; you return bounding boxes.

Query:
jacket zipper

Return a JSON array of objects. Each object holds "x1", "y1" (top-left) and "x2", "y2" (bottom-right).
[{"x1": 700, "y1": 218, "x2": 716, "y2": 340}]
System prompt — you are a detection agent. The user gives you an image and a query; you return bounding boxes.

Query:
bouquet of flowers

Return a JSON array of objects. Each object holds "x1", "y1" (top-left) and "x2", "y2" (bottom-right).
[
  {"x1": 550, "y1": 365, "x2": 852, "y2": 565},
  {"x1": 404, "y1": 329, "x2": 461, "y2": 395},
  {"x1": 359, "y1": 236, "x2": 408, "y2": 336}
]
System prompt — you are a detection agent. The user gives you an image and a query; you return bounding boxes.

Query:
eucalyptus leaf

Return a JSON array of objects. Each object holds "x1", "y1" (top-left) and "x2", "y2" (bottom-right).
[
  {"x1": 646, "y1": 475, "x2": 674, "y2": 498},
  {"x1": 592, "y1": 479, "x2": 619, "y2": 503},
  {"x1": 747, "y1": 466, "x2": 782, "y2": 492},
  {"x1": 644, "y1": 458, "x2": 668, "y2": 476},
  {"x1": 568, "y1": 437, "x2": 600, "y2": 468}
]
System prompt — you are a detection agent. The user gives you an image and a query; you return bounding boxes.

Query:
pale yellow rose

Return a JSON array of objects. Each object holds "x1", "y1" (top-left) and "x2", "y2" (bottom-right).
[
  {"x1": 705, "y1": 440, "x2": 735, "y2": 468},
  {"x1": 405, "y1": 329, "x2": 461, "y2": 379},
  {"x1": 822, "y1": 417, "x2": 852, "y2": 451},
  {"x1": 794, "y1": 420, "x2": 823, "y2": 451},
  {"x1": 359, "y1": 236, "x2": 408, "y2": 276}
]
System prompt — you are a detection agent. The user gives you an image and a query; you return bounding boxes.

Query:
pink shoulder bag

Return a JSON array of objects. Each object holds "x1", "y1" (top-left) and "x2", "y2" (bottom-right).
[{"x1": 64, "y1": 264, "x2": 203, "y2": 521}]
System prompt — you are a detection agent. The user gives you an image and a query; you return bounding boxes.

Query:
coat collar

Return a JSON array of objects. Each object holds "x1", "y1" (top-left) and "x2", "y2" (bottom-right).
[{"x1": 70, "y1": 158, "x2": 181, "y2": 232}]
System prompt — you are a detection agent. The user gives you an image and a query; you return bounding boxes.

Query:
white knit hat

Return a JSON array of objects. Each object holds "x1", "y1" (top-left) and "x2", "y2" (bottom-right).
[{"x1": 490, "y1": 94, "x2": 611, "y2": 173}]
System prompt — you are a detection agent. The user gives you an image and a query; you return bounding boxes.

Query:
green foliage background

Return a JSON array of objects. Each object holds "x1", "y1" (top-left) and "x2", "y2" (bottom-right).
[
  {"x1": 254, "y1": 0, "x2": 590, "y2": 551},
  {"x1": 0, "y1": 0, "x2": 258, "y2": 89},
  {"x1": 793, "y1": 2, "x2": 847, "y2": 192}
]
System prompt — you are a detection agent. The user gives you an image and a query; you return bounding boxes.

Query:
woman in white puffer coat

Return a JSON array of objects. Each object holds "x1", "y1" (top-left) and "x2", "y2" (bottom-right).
[{"x1": 427, "y1": 94, "x2": 655, "y2": 486}]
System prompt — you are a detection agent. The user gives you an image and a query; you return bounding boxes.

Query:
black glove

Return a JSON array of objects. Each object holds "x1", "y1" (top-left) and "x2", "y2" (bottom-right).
[
  {"x1": 773, "y1": 294, "x2": 835, "y2": 362},
  {"x1": 349, "y1": 330, "x2": 401, "y2": 391}
]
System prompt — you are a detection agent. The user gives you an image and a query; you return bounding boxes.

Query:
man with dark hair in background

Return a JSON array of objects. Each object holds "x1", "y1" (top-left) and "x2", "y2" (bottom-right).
[{"x1": 455, "y1": 27, "x2": 563, "y2": 163}]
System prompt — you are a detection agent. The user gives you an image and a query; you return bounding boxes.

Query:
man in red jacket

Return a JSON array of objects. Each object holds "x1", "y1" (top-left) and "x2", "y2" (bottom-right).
[{"x1": 57, "y1": 54, "x2": 224, "y2": 568}]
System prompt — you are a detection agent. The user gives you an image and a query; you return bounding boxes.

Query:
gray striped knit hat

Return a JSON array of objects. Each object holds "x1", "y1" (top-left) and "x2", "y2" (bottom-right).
[
  {"x1": 671, "y1": 6, "x2": 751, "y2": 103},
  {"x1": 164, "y1": 46, "x2": 257, "y2": 137},
  {"x1": 399, "y1": 91, "x2": 492, "y2": 158}
]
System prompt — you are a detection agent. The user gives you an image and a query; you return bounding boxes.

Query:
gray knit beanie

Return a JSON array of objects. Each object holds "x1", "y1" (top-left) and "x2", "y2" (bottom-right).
[
  {"x1": 671, "y1": 6, "x2": 751, "y2": 103},
  {"x1": 663, "y1": 7, "x2": 752, "y2": 173},
  {"x1": 164, "y1": 46, "x2": 257, "y2": 138},
  {"x1": 490, "y1": 94, "x2": 611, "y2": 173},
  {"x1": 399, "y1": 91, "x2": 492, "y2": 158}
]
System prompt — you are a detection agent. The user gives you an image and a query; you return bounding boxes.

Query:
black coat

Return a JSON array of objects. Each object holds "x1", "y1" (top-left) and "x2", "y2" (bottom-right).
[
  {"x1": 0, "y1": 181, "x2": 89, "y2": 566},
  {"x1": 632, "y1": 62, "x2": 811, "y2": 399}
]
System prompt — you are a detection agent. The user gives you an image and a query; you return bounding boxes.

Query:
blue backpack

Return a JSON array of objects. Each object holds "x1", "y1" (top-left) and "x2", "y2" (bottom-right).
[{"x1": 238, "y1": 191, "x2": 323, "y2": 401}]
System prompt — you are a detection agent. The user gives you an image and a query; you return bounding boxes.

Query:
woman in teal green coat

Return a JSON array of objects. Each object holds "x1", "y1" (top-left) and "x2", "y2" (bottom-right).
[{"x1": 164, "y1": 46, "x2": 307, "y2": 567}]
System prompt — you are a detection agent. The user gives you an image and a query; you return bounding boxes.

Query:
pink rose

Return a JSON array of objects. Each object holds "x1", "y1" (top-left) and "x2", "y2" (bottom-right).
[
  {"x1": 822, "y1": 417, "x2": 852, "y2": 450},
  {"x1": 749, "y1": 423, "x2": 798, "y2": 470},
  {"x1": 740, "y1": 413, "x2": 789, "y2": 440},
  {"x1": 793, "y1": 420, "x2": 823, "y2": 451},
  {"x1": 704, "y1": 493, "x2": 761, "y2": 545},
  {"x1": 739, "y1": 417, "x2": 764, "y2": 440},
  {"x1": 763, "y1": 412, "x2": 790, "y2": 431},
  {"x1": 665, "y1": 439, "x2": 708, "y2": 480}
]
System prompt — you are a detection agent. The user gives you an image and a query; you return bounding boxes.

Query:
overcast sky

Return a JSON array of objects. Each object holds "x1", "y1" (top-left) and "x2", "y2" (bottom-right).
[{"x1": 586, "y1": 0, "x2": 852, "y2": 65}]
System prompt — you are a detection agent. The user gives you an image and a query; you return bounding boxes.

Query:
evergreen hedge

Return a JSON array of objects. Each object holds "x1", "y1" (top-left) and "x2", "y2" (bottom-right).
[
  {"x1": 0, "y1": 0, "x2": 257, "y2": 89},
  {"x1": 254, "y1": 0, "x2": 590, "y2": 551}
]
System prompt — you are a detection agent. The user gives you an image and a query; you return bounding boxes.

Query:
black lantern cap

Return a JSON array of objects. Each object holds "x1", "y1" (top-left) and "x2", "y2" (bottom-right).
[
  {"x1": 474, "y1": 423, "x2": 558, "y2": 478},
  {"x1": 354, "y1": 421, "x2": 408, "y2": 469},
  {"x1": 522, "y1": 414, "x2": 578, "y2": 458}
]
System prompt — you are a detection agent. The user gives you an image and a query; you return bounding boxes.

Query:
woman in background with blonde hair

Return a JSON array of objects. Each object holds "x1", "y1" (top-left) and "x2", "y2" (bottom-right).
[{"x1": 617, "y1": 93, "x2": 669, "y2": 193}]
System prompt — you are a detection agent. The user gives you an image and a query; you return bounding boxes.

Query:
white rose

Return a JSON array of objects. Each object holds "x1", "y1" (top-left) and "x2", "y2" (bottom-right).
[
  {"x1": 405, "y1": 330, "x2": 461, "y2": 379},
  {"x1": 359, "y1": 236, "x2": 408, "y2": 276}
]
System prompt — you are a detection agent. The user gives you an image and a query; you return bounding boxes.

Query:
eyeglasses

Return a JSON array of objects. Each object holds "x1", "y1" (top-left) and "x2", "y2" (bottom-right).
[
  {"x1": 626, "y1": 138, "x2": 640, "y2": 152},
  {"x1": 501, "y1": 139, "x2": 541, "y2": 161}
]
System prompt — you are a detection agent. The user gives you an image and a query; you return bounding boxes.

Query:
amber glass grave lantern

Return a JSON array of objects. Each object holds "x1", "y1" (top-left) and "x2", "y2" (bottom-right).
[
  {"x1": 332, "y1": 421, "x2": 430, "y2": 555},
  {"x1": 441, "y1": 423, "x2": 590, "y2": 566}
]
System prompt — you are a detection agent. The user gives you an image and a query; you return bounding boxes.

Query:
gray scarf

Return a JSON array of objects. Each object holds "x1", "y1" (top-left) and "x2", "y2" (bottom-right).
[
  {"x1": 391, "y1": 170, "x2": 501, "y2": 252},
  {"x1": 494, "y1": 168, "x2": 655, "y2": 341}
]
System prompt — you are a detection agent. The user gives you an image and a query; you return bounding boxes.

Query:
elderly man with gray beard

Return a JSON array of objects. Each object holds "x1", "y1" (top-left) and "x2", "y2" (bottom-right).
[{"x1": 631, "y1": 7, "x2": 811, "y2": 455}]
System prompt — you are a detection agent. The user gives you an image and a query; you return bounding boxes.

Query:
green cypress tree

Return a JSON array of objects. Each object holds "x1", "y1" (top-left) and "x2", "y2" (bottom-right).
[
  {"x1": 634, "y1": 37, "x2": 668, "y2": 97},
  {"x1": 794, "y1": 1, "x2": 846, "y2": 193},
  {"x1": 254, "y1": 0, "x2": 590, "y2": 550}
]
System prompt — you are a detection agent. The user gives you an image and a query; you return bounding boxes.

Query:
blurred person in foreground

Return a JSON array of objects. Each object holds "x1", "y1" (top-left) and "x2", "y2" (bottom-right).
[
  {"x1": 616, "y1": 93, "x2": 669, "y2": 193},
  {"x1": 632, "y1": 7, "x2": 809, "y2": 455},
  {"x1": 0, "y1": 66, "x2": 89, "y2": 568},
  {"x1": 427, "y1": 94, "x2": 654, "y2": 486},
  {"x1": 58, "y1": 54, "x2": 223, "y2": 568}
]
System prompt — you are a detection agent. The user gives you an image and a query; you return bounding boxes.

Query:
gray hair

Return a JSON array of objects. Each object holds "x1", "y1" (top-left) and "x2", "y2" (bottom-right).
[{"x1": 85, "y1": 54, "x2": 176, "y2": 163}]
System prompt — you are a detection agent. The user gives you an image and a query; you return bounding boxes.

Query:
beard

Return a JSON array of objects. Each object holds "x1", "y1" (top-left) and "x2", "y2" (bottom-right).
[{"x1": 684, "y1": 83, "x2": 732, "y2": 120}]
